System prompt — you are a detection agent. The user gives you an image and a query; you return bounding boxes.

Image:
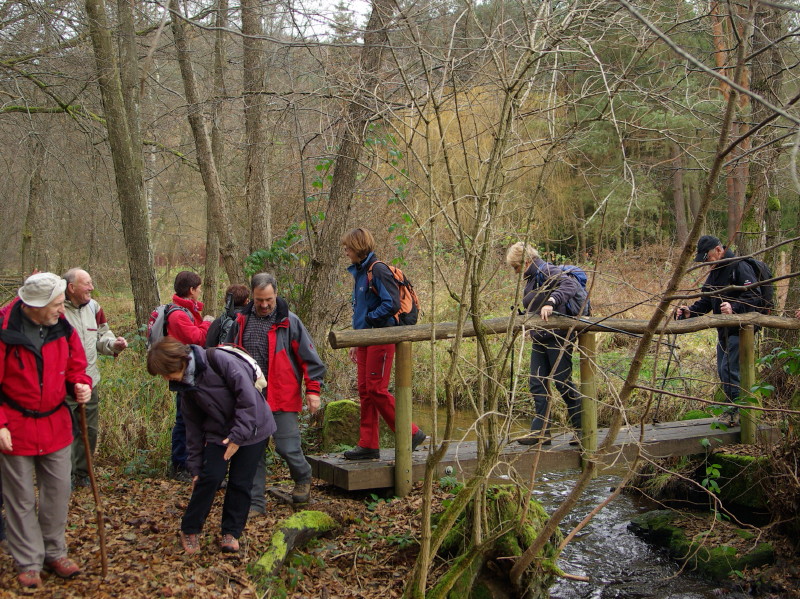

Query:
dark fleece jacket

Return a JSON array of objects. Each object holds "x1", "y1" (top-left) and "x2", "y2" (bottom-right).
[{"x1": 171, "y1": 345, "x2": 276, "y2": 476}]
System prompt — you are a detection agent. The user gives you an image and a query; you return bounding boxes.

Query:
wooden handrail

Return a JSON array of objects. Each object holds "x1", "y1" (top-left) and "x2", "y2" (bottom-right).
[{"x1": 328, "y1": 313, "x2": 800, "y2": 349}]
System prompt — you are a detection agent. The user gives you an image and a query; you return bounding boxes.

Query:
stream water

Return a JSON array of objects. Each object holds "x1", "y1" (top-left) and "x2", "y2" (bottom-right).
[{"x1": 535, "y1": 470, "x2": 725, "y2": 599}]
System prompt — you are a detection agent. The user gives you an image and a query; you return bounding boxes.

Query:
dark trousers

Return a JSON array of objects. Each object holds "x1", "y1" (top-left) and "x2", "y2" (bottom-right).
[
  {"x1": 717, "y1": 332, "x2": 741, "y2": 403},
  {"x1": 181, "y1": 439, "x2": 267, "y2": 538},
  {"x1": 529, "y1": 335, "x2": 582, "y2": 435},
  {"x1": 171, "y1": 393, "x2": 187, "y2": 471}
]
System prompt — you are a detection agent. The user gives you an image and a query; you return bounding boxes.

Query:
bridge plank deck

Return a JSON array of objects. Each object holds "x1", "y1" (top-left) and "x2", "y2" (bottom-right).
[{"x1": 307, "y1": 418, "x2": 777, "y2": 491}]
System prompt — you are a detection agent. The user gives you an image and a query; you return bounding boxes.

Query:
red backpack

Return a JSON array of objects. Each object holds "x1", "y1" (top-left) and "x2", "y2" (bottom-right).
[{"x1": 367, "y1": 261, "x2": 420, "y2": 326}]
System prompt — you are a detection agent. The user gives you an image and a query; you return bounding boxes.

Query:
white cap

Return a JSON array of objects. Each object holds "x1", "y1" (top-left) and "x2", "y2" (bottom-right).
[{"x1": 18, "y1": 273, "x2": 67, "y2": 308}]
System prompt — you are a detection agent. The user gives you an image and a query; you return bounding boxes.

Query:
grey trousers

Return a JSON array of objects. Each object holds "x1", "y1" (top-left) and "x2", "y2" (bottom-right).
[
  {"x1": 0, "y1": 445, "x2": 71, "y2": 571},
  {"x1": 66, "y1": 387, "x2": 100, "y2": 479},
  {"x1": 250, "y1": 411, "x2": 311, "y2": 511}
]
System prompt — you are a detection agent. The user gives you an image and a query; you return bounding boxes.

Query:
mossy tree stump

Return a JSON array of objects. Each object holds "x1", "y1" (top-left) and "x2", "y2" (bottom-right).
[{"x1": 433, "y1": 485, "x2": 563, "y2": 599}]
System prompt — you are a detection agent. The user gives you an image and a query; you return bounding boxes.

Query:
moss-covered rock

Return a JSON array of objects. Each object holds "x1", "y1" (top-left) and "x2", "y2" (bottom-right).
[
  {"x1": 321, "y1": 400, "x2": 360, "y2": 451},
  {"x1": 629, "y1": 510, "x2": 774, "y2": 581},
  {"x1": 713, "y1": 454, "x2": 768, "y2": 510}
]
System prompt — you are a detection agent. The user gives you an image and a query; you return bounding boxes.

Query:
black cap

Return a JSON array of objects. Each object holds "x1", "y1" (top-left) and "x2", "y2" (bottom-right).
[{"x1": 695, "y1": 235, "x2": 722, "y2": 262}]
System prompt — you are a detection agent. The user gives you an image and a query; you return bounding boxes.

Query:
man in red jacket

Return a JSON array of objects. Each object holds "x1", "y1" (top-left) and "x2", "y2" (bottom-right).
[
  {"x1": 165, "y1": 271, "x2": 213, "y2": 479},
  {"x1": 0, "y1": 273, "x2": 92, "y2": 589}
]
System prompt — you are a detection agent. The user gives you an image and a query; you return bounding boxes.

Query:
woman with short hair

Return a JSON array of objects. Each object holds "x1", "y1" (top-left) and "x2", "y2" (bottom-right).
[{"x1": 147, "y1": 337, "x2": 276, "y2": 554}]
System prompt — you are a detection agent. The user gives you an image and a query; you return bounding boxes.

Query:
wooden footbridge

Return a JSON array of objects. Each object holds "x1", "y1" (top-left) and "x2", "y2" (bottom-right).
[
  {"x1": 308, "y1": 417, "x2": 771, "y2": 491},
  {"x1": 314, "y1": 313, "x2": 797, "y2": 494}
]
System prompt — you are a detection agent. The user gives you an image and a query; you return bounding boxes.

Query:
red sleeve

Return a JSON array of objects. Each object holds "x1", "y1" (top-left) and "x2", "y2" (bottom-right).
[
  {"x1": 0, "y1": 341, "x2": 7, "y2": 429},
  {"x1": 167, "y1": 311, "x2": 211, "y2": 345}
]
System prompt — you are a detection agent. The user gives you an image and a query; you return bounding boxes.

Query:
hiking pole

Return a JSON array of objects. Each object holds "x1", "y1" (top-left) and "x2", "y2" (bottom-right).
[
  {"x1": 551, "y1": 312, "x2": 680, "y2": 350},
  {"x1": 652, "y1": 332, "x2": 679, "y2": 424},
  {"x1": 79, "y1": 404, "x2": 108, "y2": 577}
]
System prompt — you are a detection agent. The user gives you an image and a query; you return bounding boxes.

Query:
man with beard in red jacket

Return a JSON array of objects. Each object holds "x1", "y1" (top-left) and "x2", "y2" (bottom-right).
[{"x1": 0, "y1": 273, "x2": 92, "y2": 589}]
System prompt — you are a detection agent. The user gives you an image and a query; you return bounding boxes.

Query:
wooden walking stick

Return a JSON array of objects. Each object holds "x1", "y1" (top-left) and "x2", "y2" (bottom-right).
[{"x1": 79, "y1": 404, "x2": 108, "y2": 577}]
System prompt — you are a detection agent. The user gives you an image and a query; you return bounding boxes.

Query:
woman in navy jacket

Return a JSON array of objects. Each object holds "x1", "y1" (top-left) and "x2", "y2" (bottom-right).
[{"x1": 147, "y1": 337, "x2": 276, "y2": 554}]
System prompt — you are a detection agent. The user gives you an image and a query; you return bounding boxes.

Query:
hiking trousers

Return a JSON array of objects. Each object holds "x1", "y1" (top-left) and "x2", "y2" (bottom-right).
[
  {"x1": 356, "y1": 344, "x2": 420, "y2": 449},
  {"x1": 250, "y1": 411, "x2": 311, "y2": 512},
  {"x1": 0, "y1": 446, "x2": 71, "y2": 571},
  {"x1": 66, "y1": 387, "x2": 99, "y2": 478},
  {"x1": 528, "y1": 335, "x2": 582, "y2": 435},
  {"x1": 716, "y1": 332, "x2": 741, "y2": 404},
  {"x1": 182, "y1": 439, "x2": 267, "y2": 538}
]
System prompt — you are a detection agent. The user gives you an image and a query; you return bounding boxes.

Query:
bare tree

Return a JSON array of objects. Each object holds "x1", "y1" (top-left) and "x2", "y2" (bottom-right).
[
  {"x1": 169, "y1": 0, "x2": 243, "y2": 284},
  {"x1": 85, "y1": 0, "x2": 159, "y2": 325},
  {"x1": 297, "y1": 0, "x2": 397, "y2": 342}
]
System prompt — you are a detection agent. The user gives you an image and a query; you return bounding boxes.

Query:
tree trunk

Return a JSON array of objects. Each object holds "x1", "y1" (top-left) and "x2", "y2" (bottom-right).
[
  {"x1": 672, "y1": 142, "x2": 687, "y2": 245},
  {"x1": 169, "y1": 0, "x2": 243, "y2": 285},
  {"x1": 85, "y1": 0, "x2": 159, "y2": 325},
  {"x1": 21, "y1": 136, "x2": 47, "y2": 274},
  {"x1": 242, "y1": 0, "x2": 272, "y2": 254},
  {"x1": 745, "y1": 5, "x2": 783, "y2": 262},
  {"x1": 298, "y1": 0, "x2": 395, "y2": 341},
  {"x1": 203, "y1": 0, "x2": 229, "y2": 316}
]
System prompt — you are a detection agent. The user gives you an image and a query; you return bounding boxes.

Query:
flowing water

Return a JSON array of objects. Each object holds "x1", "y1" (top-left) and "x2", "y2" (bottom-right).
[{"x1": 534, "y1": 470, "x2": 725, "y2": 599}]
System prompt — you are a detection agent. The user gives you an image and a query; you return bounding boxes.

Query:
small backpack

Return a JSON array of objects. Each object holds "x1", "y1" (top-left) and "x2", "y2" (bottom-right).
[
  {"x1": 733, "y1": 257, "x2": 775, "y2": 314},
  {"x1": 206, "y1": 292, "x2": 238, "y2": 347},
  {"x1": 146, "y1": 304, "x2": 192, "y2": 348},
  {"x1": 536, "y1": 264, "x2": 591, "y2": 317},
  {"x1": 207, "y1": 345, "x2": 267, "y2": 392},
  {"x1": 367, "y1": 261, "x2": 420, "y2": 326}
]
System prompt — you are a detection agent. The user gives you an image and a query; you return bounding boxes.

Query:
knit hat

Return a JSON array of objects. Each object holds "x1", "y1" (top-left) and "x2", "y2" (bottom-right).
[
  {"x1": 695, "y1": 235, "x2": 722, "y2": 262},
  {"x1": 18, "y1": 272, "x2": 67, "y2": 308}
]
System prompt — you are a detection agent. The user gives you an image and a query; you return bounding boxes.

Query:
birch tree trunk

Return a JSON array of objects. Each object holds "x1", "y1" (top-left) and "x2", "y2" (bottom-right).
[
  {"x1": 169, "y1": 0, "x2": 243, "y2": 284},
  {"x1": 84, "y1": 0, "x2": 159, "y2": 325}
]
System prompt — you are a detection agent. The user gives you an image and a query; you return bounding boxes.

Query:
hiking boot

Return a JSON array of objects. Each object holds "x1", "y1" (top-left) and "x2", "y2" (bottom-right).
[
  {"x1": 171, "y1": 468, "x2": 193, "y2": 483},
  {"x1": 343, "y1": 446, "x2": 380, "y2": 460},
  {"x1": 292, "y1": 482, "x2": 311, "y2": 504},
  {"x1": 220, "y1": 534, "x2": 239, "y2": 553},
  {"x1": 72, "y1": 475, "x2": 90, "y2": 489},
  {"x1": 180, "y1": 532, "x2": 201, "y2": 556},
  {"x1": 719, "y1": 407, "x2": 740, "y2": 427},
  {"x1": 18, "y1": 570, "x2": 42, "y2": 589},
  {"x1": 517, "y1": 433, "x2": 551, "y2": 446},
  {"x1": 44, "y1": 556, "x2": 81, "y2": 578},
  {"x1": 411, "y1": 429, "x2": 427, "y2": 451}
]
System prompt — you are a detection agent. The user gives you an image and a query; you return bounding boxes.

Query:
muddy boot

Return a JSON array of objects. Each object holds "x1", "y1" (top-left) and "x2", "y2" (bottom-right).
[{"x1": 292, "y1": 482, "x2": 311, "y2": 504}]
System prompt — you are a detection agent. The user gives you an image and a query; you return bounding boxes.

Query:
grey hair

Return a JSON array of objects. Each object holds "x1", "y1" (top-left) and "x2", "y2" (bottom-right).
[
  {"x1": 505, "y1": 242, "x2": 539, "y2": 269},
  {"x1": 251, "y1": 272, "x2": 277, "y2": 293},
  {"x1": 62, "y1": 268, "x2": 86, "y2": 285}
]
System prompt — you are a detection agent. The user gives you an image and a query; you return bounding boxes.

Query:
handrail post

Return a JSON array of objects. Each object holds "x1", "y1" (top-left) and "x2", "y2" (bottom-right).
[
  {"x1": 578, "y1": 332, "x2": 598, "y2": 475},
  {"x1": 739, "y1": 325, "x2": 758, "y2": 444},
  {"x1": 394, "y1": 341, "x2": 413, "y2": 496}
]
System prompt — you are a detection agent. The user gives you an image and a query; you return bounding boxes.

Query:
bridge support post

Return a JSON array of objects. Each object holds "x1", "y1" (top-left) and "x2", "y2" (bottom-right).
[
  {"x1": 739, "y1": 325, "x2": 758, "y2": 444},
  {"x1": 579, "y1": 332, "x2": 598, "y2": 474},
  {"x1": 394, "y1": 341, "x2": 413, "y2": 496}
]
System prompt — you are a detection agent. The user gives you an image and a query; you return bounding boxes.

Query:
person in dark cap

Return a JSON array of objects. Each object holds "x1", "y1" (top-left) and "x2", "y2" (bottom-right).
[
  {"x1": 675, "y1": 236, "x2": 764, "y2": 425},
  {"x1": 0, "y1": 273, "x2": 93, "y2": 589}
]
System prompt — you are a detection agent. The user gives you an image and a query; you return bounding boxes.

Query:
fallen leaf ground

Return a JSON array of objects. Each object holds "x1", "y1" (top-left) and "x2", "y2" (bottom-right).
[{"x1": 0, "y1": 466, "x2": 441, "y2": 599}]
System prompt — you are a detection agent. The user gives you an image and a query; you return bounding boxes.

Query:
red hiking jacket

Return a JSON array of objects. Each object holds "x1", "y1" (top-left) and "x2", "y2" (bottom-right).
[
  {"x1": 166, "y1": 294, "x2": 210, "y2": 346},
  {"x1": 0, "y1": 299, "x2": 92, "y2": 456}
]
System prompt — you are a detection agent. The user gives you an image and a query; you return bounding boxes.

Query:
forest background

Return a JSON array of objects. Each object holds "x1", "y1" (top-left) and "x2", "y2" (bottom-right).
[{"x1": 3, "y1": 0, "x2": 800, "y2": 597}]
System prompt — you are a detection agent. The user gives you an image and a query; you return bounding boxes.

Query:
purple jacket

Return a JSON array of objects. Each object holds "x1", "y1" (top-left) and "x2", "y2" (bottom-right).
[{"x1": 172, "y1": 345, "x2": 276, "y2": 476}]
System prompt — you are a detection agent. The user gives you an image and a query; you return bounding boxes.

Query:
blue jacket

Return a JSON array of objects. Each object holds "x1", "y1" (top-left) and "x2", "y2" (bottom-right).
[{"x1": 347, "y1": 252, "x2": 400, "y2": 329}]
